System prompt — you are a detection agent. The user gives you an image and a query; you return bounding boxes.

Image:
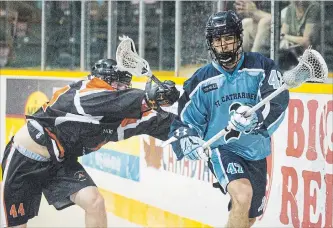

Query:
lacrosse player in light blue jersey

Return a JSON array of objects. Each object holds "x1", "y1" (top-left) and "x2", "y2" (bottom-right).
[{"x1": 169, "y1": 10, "x2": 289, "y2": 228}]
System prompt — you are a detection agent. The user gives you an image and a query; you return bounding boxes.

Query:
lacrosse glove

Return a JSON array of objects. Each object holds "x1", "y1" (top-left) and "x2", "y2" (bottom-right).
[
  {"x1": 229, "y1": 105, "x2": 261, "y2": 132},
  {"x1": 170, "y1": 127, "x2": 210, "y2": 161}
]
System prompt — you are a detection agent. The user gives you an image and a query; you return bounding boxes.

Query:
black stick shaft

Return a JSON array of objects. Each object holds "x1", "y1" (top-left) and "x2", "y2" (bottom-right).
[{"x1": 150, "y1": 74, "x2": 167, "y2": 89}]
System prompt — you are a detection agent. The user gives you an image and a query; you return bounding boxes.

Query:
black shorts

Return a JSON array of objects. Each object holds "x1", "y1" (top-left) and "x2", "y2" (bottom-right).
[
  {"x1": 1, "y1": 140, "x2": 96, "y2": 227},
  {"x1": 208, "y1": 147, "x2": 267, "y2": 218}
]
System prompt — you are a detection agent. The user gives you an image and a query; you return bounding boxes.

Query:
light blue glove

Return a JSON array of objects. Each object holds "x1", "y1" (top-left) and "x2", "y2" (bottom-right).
[
  {"x1": 229, "y1": 105, "x2": 259, "y2": 132},
  {"x1": 179, "y1": 136, "x2": 210, "y2": 161}
]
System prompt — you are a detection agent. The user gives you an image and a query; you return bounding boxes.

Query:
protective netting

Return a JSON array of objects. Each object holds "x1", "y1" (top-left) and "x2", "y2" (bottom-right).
[
  {"x1": 282, "y1": 47, "x2": 328, "y2": 88},
  {"x1": 116, "y1": 36, "x2": 151, "y2": 77}
]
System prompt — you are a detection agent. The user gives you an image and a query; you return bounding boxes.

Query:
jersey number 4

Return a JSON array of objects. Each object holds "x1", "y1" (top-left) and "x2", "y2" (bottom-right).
[{"x1": 268, "y1": 70, "x2": 282, "y2": 89}]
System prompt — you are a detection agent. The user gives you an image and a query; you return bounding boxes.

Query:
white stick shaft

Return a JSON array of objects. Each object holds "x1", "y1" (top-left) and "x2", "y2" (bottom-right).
[
  {"x1": 202, "y1": 84, "x2": 288, "y2": 149},
  {"x1": 245, "y1": 84, "x2": 288, "y2": 116},
  {"x1": 202, "y1": 127, "x2": 230, "y2": 149}
]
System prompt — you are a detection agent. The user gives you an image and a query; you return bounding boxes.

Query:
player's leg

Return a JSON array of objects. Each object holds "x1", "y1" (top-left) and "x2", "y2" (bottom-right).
[
  {"x1": 42, "y1": 158, "x2": 107, "y2": 228},
  {"x1": 227, "y1": 178, "x2": 253, "y2": 228},
  {"x1": 1, "y1": 140, "x2": 49, "y2": 227},
  {"x1": 209, "y1": 147, "x2": 258, "y2": 228},
  {"x1": 70, "y1": 186, "x2": 107, "y2": 228},
  {"x1": 226, "y1": 157, "x2": 267, "y2": 228}
]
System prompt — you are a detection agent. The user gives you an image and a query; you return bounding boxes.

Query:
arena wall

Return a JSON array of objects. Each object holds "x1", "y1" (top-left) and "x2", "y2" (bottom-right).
[{"x1": 0, "y1": 70, "x2": 332, "y2": 227}]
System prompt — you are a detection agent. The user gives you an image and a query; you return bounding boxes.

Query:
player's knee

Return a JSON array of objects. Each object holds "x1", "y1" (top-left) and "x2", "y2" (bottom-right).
[
  {"x1": 232, "y1": 190, "x2": 252, "y2": 209},
  {"x1": 228, "y1": 179, "x2": 253, "y2": 209},
  {"x1": 71, "y1": 186, "x2": 105, "y2": 213},
  {"x1": 85, "y1": 192, "x2": 105, "y2": 213}
]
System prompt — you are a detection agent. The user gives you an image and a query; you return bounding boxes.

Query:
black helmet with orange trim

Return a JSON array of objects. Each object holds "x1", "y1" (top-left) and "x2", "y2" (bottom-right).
[{"x1": 89, "y1": 59, "x2": 132, "y2": 89}]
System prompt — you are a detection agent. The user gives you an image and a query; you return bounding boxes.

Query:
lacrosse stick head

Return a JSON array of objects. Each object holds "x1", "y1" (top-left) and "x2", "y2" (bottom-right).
[
  {"x1": 116, "y1": 35, "x2": 152, "y2": 77},
  {"x1": 282, "y1": 47, "x2": 328, "y2": 88}
]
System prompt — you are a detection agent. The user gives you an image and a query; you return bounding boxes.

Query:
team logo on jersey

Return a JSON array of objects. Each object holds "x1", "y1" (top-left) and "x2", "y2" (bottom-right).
[
  {"x1": 258, "y1": 196, "x2": 266, "y2": 212},
  {"x1": 74, "y1": 171, "x2": 87, "y2": 181},
  {"x1": 202, "y1": 83, "x2": 218, "y2": 93},
  {"x1": 224, "y1": 102, "x2": 254, "y2": 143},
  {"x1": 224, "y1": 102, "x2": 242, "y2": 143}
]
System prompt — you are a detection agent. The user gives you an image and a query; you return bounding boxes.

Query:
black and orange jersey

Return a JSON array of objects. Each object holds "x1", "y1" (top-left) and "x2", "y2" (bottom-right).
[{"x1": 26, "y1": 77, "x2": 176, "y2": 161}]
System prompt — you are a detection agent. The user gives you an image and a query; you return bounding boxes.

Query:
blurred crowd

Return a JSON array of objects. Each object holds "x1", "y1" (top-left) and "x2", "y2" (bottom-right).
[
  {"x1": 234, "y1": 0, "x2": 325, "y2": 70},
  {"x1": 0, "y1": 0, "x2": 332, "y2": 73}
]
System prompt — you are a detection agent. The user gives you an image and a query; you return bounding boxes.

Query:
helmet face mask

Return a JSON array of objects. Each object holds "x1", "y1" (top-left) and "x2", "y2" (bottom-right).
[
  {"x1": 109, "y1": 70, "x2": 132, "y2": 90},
  {"x1": 211, "y1": 34, "x2": 241, "y2": 64},
  {"x1": 89, "y1": 59, "x2": 132, "y2": 90},
  {"x1": 205, "y1": 11, "x2": 243, "y2": 68}
]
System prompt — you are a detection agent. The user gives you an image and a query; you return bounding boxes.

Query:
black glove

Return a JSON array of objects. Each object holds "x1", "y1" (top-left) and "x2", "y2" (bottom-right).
[{"x1": 145, "y1": 80, "x2": 180, "y2": 110}]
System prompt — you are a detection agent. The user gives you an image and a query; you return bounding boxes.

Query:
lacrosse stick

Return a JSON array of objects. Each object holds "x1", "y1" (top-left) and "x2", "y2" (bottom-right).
[
  {"x1": 161, "y1": 47, "x2": 328, "y2": 148},
  {"x1": 116, "y1": 35, "x2": 167, "y2": 89},
  {"x1": 201, "y1": 47, "x2": 328, "y2": 149}
]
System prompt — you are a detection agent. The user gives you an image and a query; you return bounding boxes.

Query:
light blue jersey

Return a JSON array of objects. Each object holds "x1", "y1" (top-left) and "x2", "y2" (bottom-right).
[{"x1": 171, "y1": 52, "x2": 289, "y2": 160}]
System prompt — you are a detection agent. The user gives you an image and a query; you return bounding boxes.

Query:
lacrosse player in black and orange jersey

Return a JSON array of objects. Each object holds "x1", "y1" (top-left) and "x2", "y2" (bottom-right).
[{"x1": 1, "y1": 58, "x2": 180, "y2": 228}]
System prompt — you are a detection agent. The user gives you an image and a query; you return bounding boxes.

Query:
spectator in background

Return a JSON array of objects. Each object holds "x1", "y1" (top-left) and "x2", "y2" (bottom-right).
[
  {"x1": 279, "y1": 0, "x2": 320, "y2": 70},
  {"x1": 280, "y1": 0, "x2": 320, "y2": 50},
  {"x1": 0, "y1": 42, "x2": 11, "y2": 67},
  {"x1": 234, "y1": 0, "x2": 271, "y2": 56},
  {"x1": 0, "y1": 5, "x2": 18, "y2": 67}
]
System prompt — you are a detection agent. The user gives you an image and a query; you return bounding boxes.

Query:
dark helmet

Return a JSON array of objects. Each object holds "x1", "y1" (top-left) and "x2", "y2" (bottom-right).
[
  {"x1": 205, "y1": 10, "x2": 243, "y2": 67},
  {"x1": 89, "y1": 59, "x2": 132, "y2": 89}
]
